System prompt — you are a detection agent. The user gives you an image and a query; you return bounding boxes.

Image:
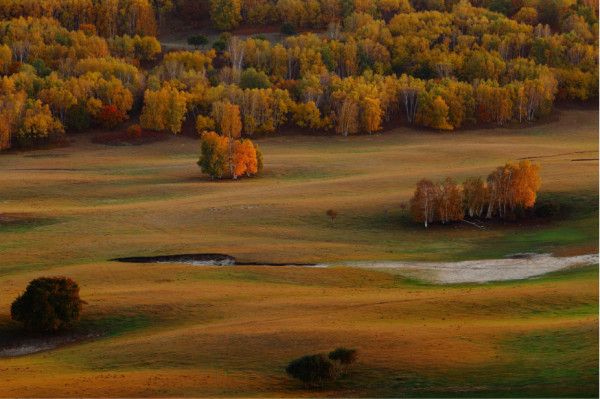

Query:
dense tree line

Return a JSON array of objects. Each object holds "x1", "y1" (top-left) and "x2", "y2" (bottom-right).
[
  {"x1": 0, "y1": 0, "x2": 157, "y2": 36},
  {"x1": 0, "y1": 0, "x2": 597, "y2": 151},
  {"x1": 201, "y1": 0, "x2": 597, "y2": 35},
  {"x1": 139, "y1": 1, "x2": 595, "y2": 137},
  {"x1": 409, "y1": 160, "x2": 541, "y2": 227}
]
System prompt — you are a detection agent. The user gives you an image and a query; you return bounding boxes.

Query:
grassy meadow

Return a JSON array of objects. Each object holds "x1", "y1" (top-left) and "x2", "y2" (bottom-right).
[{"x1": 0, "y1": 108, "x2": 598, "y2": 396}]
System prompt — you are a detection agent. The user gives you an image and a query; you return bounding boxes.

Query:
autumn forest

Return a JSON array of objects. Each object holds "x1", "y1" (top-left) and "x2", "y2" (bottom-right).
[
  {"x1": 0, "y1": 0, "x2": 598, "y2": 397},
  {"x1": 0, "y1": 0, "x2": 597, "y2": 153}
]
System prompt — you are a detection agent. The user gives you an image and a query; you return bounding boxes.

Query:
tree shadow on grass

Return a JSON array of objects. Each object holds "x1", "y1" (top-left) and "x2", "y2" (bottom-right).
[{"x1": 0, "y1": 312, "x2": 152, "y2": 358}]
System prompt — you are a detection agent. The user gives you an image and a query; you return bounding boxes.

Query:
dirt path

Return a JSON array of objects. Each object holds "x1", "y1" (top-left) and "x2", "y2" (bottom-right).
[{"x1": 331, "y1": 254, "x2": 598, "y2": 284}]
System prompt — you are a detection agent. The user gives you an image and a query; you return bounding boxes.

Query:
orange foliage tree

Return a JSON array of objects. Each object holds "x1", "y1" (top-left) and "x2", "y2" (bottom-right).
[
  {"x1": 486, "y1": 160, "x2": 541, "y2": 219},
  {"x1": 198, "y1": 131, "x2": 262, "y2": 179},
  {"x1": 435, "y1": 177, "x2": 464, "y2": 224},
  {"x1": 409, "y1": 179, "x2": 437, "y2": 228},
  {"x1": 213, "y1": 101, "x2": 242, "y2": 178}
]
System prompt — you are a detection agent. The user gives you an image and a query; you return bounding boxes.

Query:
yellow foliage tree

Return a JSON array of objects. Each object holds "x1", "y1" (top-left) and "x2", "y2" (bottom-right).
[{"x1": 140, "y1": 84, "x2": 188, "y2": 134}]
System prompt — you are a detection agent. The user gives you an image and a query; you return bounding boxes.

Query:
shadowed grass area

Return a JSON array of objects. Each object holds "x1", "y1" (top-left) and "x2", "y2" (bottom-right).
[{"x1": 0, "y1": 215, "x2": 60, "y2": 233}]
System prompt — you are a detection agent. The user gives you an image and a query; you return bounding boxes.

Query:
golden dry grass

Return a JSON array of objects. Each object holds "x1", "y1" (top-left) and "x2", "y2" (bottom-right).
[
  {"x1": 0, "y1": 108, "x2": 597, "y2": 396},
  {"x1": 0, "y1": 263, "x2": 597, "y2": 397}
]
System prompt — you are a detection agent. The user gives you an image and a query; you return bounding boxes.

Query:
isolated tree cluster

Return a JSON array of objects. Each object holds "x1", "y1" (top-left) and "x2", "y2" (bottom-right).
[
  {"x1": 197, "y1": 100, "x2": 263, "y2": 179},
  {"x1": 286, "y1": 347, "x2": 358, "y2": 387},
  {"x1": 410, "y1": 160, "x2": 541, "y2": 227}
]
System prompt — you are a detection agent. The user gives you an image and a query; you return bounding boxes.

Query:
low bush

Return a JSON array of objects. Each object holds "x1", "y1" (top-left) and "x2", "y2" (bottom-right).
[{"x1": 286, "y1": 354, "x2": 337, "y2": 387}]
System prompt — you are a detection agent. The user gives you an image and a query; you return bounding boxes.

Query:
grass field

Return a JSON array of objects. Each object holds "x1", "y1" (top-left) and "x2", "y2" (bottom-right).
[{"x1": 0, "y1": 108, "x2": 597, "y2": 396}]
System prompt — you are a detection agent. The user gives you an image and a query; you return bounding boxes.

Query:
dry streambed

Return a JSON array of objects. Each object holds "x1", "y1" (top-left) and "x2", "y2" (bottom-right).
[{"x1": 115, "y1": 253, "x2": 599, "y2": 284}]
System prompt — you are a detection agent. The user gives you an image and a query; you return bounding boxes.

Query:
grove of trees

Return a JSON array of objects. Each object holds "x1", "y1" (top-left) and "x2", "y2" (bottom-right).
[
  {"x1": 409, "y1": 160, "x2": 541, "y2": 227},
  {"x1": 198, "y1": 131, "x2": 263, "y2": 179}
]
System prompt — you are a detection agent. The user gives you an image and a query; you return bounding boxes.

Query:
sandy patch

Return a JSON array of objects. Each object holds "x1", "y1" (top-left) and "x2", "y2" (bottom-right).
[{"x1": 331, "y1": 253, "x2": 598, "y2": 284}]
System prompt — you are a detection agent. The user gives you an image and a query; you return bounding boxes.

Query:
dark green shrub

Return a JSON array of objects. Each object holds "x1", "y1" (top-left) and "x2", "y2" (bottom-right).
[
  {"x1": 286, "y1": 354, "x2": 337, "y2": 387},
  {"x1": 187, "y1": 35, "x2": 208, "y2": 48},
  {"x1": 281, "y1": 22, "x2": 296, "y2": 35},
  {"x1": 11, "y1": 277, "x2": 85, "y2": 333}
]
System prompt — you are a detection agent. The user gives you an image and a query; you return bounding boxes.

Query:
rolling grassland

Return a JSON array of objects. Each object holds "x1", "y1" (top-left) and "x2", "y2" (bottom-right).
[{"x1": 0, "y1": 108, "x2": 597, "y2": 396}]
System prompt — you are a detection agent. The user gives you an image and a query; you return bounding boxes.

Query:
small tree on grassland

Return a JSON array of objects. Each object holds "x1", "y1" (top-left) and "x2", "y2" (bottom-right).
[
  {"x1": 11, "y1": 277, "x2": 85, "y2": 333},
  {"x1": 326, "y1": 209, "x2": 338, "y2": 223},
  {"x1": 198, "y1": 131, "x2": 262, "y2": 179}
]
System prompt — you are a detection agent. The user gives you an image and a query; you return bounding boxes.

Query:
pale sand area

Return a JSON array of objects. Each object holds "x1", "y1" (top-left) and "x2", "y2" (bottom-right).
[{"x1": 328, "y1": 254, "x2": 599, "y2": 284}]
